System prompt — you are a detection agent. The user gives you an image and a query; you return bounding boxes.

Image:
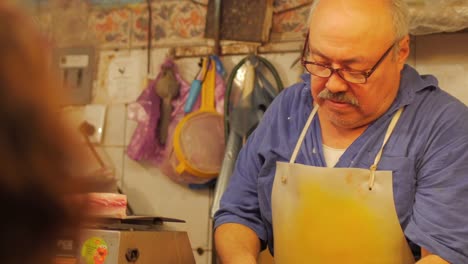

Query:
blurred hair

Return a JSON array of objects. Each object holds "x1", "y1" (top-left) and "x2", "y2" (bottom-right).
[
  {"x1": 0, "y1": 3, "x2": 86, "y2": 263},
  {"x1": 388, "y1": 0, "x2": 410, "y2": 42}
]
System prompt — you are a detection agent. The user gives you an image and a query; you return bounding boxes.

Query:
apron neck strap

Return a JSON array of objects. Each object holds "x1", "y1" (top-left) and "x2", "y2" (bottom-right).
[
  {"x1": 368, "y1": 107, "x2": 404, "y2": 190},
  {"x1": 290, "y1": 104, "x2": 319, "y2": 163},
  {"x1": 372, "y1": 107, "x2": 404, "y2": 168},
  {"x1": 289, "y1": 105, "x2": 405, "y2": 166}
]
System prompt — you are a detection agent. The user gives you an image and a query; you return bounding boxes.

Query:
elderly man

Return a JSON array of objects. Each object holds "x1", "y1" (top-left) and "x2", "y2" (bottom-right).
[{"x1": 214, "y1": 0, "x2": 468, "y2": 263}]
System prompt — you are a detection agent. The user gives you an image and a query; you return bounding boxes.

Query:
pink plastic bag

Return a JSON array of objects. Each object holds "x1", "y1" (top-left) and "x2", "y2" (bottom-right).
[{"x1": 126, "y1": 59, "x2": 191, "y2": 165}]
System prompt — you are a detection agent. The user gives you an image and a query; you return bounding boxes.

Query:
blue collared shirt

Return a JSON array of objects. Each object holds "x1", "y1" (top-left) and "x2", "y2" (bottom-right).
[{"x1": 214, "y1": 65, "x2": 468, "y2": 263}]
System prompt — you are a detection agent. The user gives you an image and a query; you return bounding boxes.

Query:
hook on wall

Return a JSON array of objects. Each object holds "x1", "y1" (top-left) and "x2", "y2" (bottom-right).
[{"x1": 167, "y1": 48, "x2": 176, "y2": 59}]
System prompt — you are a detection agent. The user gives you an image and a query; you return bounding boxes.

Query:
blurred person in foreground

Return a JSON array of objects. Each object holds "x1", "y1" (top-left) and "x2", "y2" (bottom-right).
[
  {"x1": 0, "y1": 3, "x2": 89, "y2": 264},
  {"x1": 214, "y1": 0, "x2": 468, "y2": 263}
]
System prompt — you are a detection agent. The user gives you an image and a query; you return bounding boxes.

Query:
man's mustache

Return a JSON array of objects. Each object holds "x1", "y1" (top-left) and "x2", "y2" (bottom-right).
[{"x1": 318, "y1": 89, "x2": 359, "y2": 106}]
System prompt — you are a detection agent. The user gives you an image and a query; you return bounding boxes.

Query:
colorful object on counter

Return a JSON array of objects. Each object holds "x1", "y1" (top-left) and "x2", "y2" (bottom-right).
[
  {"x1": 81, "y1": 237, "x2": 108, "y2": 264},
  {"x1": 172, "y1": 59, "x2": 225, "y2": 182},
  {"x1": 86, "y1": 192, "x2": 127, "y2": 219}
]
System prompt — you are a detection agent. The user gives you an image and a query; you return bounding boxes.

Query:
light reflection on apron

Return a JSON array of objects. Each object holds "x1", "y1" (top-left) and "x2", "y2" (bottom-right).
[{"x1": 272, "y1": 105, "x2": 414, "y2": 264}]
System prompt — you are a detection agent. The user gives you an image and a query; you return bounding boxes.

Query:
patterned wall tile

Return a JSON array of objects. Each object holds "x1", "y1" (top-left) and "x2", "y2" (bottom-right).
[
  {"x1": 130, "y1": 3, "x2": 150, "y2": 47},
  {"x1": 131, "y1": 1, "x2": 206, "y2": 47},
  {"x1": 154, "y1": 1, "x2": 206, "y2": 39},
  {"x1": 90, "y1": 0, "x2": 145, "y2": 6},
  {"x1": 272, "y1": 4, "x2": 310, "y2": 34},
  {"x1": 89, "y1": 8, "x2": 132, "y2": 48},
  {"x1": 50, "y1": 0, "x2": 93, "y2": 47},
  {"x1": 274, "y1": 0, "x2": 313, "y2": 13}
]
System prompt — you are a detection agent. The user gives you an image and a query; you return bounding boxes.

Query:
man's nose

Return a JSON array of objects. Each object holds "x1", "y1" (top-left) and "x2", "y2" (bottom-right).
[{"x1": 325, "y1": 71, "x2": 349, "y2": 93}]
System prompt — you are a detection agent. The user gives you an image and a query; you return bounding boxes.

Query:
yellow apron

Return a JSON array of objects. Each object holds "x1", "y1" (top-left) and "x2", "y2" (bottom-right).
[{"x1": 272, "y1": 105, "x2": 414, "y2": 264}]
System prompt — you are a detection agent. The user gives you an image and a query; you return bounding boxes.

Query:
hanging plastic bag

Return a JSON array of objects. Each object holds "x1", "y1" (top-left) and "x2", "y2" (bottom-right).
[{"x1": 126, "y1": 59, "x2": 191, "y2": 166}]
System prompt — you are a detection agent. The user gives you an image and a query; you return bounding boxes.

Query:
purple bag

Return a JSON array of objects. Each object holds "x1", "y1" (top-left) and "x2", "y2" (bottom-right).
[{"x1": 126, "y1": 59, "x2": 193, "y2": 165}]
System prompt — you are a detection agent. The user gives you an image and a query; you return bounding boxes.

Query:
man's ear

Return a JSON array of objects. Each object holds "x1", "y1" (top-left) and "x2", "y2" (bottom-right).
[{"x1": 397, "y1": 35, "x2": 410, "y2": 69}]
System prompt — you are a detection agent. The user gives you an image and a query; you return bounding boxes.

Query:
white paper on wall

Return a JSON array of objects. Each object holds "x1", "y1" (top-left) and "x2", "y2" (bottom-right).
[
  {"x1": 416, "y1": 64, "x2": 468, "y2": 106},
  {"x1": 107, "y1": 55, "x2": 143, "y2": 103}
]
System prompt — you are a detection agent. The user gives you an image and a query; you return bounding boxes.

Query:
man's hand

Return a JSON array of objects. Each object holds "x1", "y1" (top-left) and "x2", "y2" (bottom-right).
[{"x1": 215, "y1": 223, "x2": 261, "y2": 264}]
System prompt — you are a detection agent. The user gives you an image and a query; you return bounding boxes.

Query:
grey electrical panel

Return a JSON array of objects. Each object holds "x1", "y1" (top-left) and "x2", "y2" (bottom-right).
[{"x1": 55, "y1": 47, "x2": 95, "y2": 105}]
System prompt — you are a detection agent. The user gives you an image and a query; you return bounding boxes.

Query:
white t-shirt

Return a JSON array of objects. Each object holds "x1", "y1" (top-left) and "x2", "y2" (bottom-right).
[{"x1": 322, "y1": 144, "x2": 346, "y2": 168}]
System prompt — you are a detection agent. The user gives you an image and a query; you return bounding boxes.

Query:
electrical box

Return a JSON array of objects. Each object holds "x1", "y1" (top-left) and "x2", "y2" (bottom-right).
[{"x1": 55, "y1": 47, "x2": 95, "y2": 105}]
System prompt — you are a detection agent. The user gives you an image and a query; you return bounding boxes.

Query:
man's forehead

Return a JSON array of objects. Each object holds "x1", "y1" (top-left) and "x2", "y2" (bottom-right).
[
  {"x1": 308, "y1": 8, "x2": 394, "y2": 56},
  {"x1": 307, "y1": 45, "x2": 367, "y2": 64}
]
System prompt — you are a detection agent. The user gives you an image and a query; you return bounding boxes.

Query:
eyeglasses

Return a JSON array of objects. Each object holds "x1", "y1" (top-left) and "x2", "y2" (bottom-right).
[{"x1": 301, "y1": 32, "x2": 396, "y2": 84}]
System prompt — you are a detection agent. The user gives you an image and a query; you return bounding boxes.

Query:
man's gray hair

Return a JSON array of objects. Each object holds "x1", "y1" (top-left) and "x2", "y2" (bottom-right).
[{"x1": 307, "y1": 0, "x2": 410, "y2": 42}]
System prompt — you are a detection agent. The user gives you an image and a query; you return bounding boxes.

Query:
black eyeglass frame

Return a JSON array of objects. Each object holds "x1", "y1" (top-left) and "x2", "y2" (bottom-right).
[{"x1": 301, "y1": 31, "x2": 396, "y2": 84}]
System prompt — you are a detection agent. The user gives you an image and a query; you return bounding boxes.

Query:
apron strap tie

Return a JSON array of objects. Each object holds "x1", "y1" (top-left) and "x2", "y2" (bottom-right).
[
  {"x1": 368, "y1": 164, "x2": 377, "y2": 190},
  {"x1": 368, "y1": 107, "x2": 404, "y2": 190}
]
